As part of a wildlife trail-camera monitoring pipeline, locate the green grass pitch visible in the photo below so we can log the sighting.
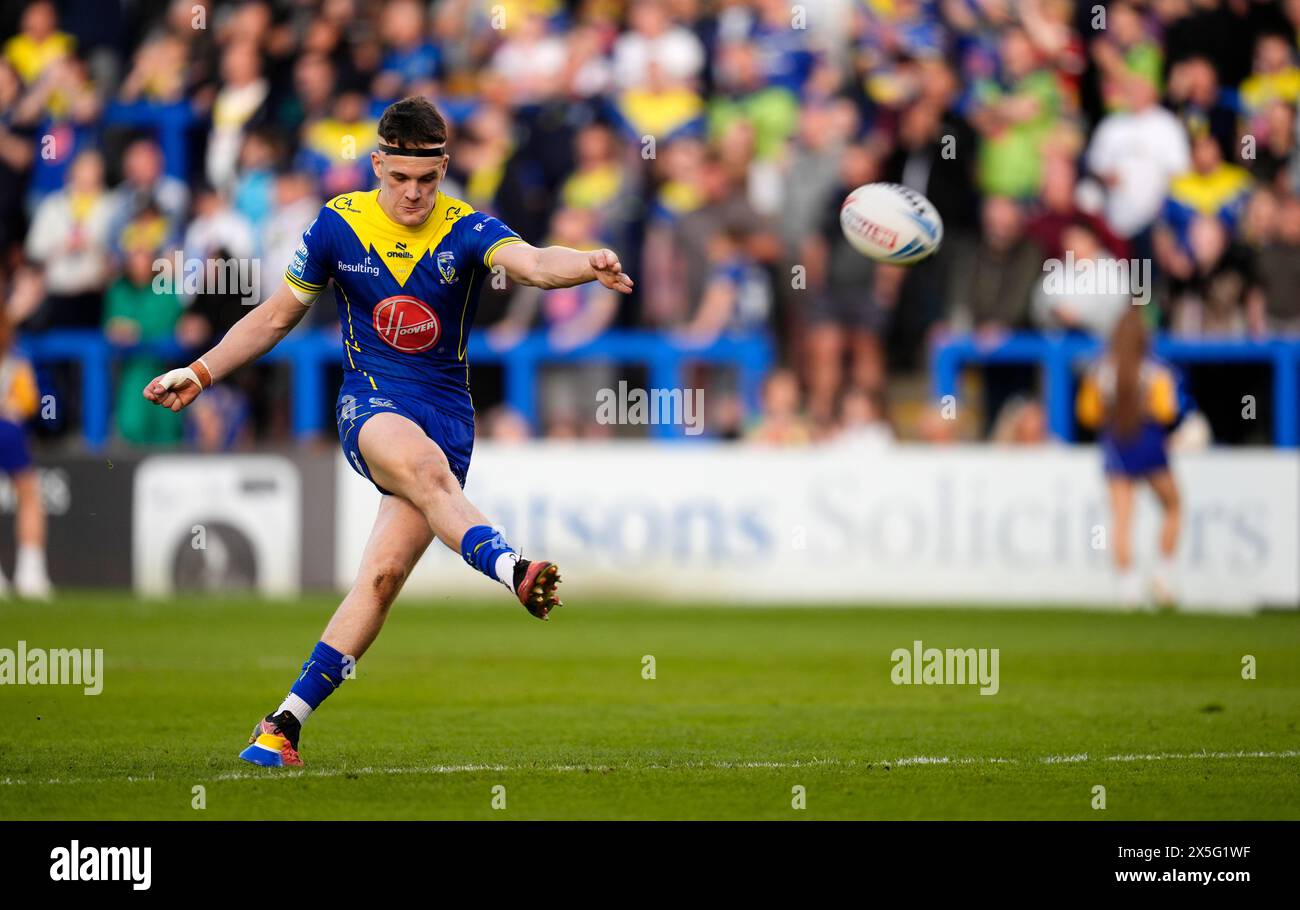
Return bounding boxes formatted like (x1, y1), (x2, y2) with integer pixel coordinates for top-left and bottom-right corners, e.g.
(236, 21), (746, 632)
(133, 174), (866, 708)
(1, 592), (1298, 820)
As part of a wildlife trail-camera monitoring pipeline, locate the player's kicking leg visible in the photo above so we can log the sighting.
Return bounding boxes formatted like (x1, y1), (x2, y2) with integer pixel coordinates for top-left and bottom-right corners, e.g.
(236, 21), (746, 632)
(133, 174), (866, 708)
(240, 494), (434, 766)
(357, 411), (562, 619)
(240, 411), (559, 767)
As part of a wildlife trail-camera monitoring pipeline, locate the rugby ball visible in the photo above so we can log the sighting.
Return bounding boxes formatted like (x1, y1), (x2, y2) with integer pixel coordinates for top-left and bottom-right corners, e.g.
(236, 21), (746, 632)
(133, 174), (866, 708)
(839, 182), (943, 265)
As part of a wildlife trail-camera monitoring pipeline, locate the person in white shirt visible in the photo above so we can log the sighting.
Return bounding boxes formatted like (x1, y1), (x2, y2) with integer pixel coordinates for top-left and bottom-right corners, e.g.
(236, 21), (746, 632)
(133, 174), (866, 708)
(1086, 80), (1190, 240)
(612, 0), (705, 89)
(205, 41), (269, 192)
(24, 150), (112, 327)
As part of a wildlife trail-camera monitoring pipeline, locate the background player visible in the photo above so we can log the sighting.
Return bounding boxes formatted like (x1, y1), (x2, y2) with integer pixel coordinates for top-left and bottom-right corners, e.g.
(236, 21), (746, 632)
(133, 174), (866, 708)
(142, 97), (633, 767)
(1077, 308), (1186, 608)
(0, 309), (52, 601)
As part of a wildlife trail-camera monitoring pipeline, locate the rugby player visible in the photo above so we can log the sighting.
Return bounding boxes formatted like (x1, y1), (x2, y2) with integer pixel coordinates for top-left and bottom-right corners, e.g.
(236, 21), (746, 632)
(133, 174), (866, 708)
(142, 97), (633, 767)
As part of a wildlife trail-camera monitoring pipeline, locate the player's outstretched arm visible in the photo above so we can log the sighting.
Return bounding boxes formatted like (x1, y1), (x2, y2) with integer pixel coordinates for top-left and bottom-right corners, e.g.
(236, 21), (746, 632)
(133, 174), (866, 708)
(493, 242), (634, 295)
(142, 283), (312, 412)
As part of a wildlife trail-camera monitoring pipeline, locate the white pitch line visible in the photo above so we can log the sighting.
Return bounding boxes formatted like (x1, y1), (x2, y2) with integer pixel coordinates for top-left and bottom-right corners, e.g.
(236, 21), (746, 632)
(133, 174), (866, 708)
(2, 750), (1298, 787)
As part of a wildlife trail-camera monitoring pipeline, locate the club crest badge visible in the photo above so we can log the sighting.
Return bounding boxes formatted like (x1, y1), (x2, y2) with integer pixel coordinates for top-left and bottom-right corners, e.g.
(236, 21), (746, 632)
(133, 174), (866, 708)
(437, 251), (457, 285)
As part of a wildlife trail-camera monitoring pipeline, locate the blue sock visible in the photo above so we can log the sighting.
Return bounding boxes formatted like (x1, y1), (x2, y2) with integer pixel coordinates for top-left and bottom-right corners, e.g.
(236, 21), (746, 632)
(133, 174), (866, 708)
(460, 524), (517, 586)
(287, 641), (348, 713)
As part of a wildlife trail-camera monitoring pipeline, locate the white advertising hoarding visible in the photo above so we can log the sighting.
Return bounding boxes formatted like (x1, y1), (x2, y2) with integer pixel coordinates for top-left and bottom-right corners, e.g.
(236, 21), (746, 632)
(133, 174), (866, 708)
(135, 455), (302, 597)
(335, 444), (1299, 611)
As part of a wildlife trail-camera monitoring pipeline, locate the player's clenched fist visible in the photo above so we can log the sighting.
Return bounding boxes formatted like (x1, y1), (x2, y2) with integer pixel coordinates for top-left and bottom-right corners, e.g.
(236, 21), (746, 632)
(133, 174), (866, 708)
(589, 248), (634, 294)
(142, 359), (214, 412)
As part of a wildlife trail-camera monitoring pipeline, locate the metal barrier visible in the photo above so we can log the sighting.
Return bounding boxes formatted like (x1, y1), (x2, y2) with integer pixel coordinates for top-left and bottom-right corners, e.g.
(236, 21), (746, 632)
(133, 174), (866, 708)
(932, 333), (1300, 446)
(19, 329), (774, 448)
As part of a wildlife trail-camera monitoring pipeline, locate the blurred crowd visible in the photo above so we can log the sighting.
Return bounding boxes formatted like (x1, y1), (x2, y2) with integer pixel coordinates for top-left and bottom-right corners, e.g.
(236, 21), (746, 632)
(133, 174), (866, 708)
(1, 0), (1299, 449)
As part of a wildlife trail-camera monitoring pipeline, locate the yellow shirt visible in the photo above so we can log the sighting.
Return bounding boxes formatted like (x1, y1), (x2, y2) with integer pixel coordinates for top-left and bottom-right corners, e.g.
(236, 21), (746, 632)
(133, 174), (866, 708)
(616, 87), (704, 141)
(1077, 359), (1177, 429)
(561, 164), (622, 211)
(3, 31), (74, 83)
(0, 353), (39, 422)
(1239, 68), (1300, 114)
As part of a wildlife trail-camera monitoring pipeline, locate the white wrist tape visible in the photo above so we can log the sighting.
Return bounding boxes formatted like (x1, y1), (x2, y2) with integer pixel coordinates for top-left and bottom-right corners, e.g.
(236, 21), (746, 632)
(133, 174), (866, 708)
(158, 367), (202, 392)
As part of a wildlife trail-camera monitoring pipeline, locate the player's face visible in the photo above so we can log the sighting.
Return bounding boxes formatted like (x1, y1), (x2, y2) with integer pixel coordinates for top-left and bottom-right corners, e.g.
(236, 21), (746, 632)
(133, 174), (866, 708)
(373, 151), (448, 226)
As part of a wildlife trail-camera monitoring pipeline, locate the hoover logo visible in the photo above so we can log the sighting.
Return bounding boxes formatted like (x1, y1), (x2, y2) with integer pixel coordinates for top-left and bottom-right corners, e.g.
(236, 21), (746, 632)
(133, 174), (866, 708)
(373, 295), (441, 352)
(50, 841), (151, 890)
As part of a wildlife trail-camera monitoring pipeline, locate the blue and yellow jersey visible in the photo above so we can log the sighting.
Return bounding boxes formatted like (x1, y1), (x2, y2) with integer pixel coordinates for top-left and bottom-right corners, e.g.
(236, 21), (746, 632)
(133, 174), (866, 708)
(1238, 67), (1300, 116)
(286, 190), (524, 419)
(0, 351), (39, 423)
(1161, 163), (1252, 249)
(1076, 356), (1184, 432)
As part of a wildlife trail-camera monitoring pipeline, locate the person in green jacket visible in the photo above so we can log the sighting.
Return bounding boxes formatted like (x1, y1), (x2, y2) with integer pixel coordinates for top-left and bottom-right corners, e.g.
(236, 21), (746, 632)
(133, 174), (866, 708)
(104, 225), (184, 446)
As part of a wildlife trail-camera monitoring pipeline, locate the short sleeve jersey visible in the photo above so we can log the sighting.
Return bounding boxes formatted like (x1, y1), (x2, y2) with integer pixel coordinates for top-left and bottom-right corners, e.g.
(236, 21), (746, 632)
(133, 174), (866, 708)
(285, 189), (523, 419)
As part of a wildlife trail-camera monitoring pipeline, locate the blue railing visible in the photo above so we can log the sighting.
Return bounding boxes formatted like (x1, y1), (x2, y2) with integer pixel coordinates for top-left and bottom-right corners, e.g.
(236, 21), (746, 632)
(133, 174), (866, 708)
(932, 333), (1300, 446)
(18, 329), (774, 449)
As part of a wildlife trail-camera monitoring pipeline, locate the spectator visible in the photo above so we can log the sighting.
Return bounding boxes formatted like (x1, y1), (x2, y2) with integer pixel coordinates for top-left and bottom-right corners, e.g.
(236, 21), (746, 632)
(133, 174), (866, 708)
(970, 26), (1065, 200)
(205, 40), (270, 191)
(489, 11), (567, 104)
(295, 90), (377, 200)
(108, 137), (189, 253)
(1160, 132), (1253, 250)
(560, 124), (628, 241)
(1086, 77), (1190, 246)
(489, 206), (619, 436)
(945, 195), (1044, 433)
(2, 0), (73, 86)
(990, 394), (1049, 445)
(612, 0), (705, 90)
(747, 368), (809, 446)
(0, 61), (35, 253)
(374, 0), (441, 100)
(1090, 0), (1163, 112)
(103, 236), (183, 445)
(1033, 221), (1133, 338)
(16, 52), (101, 209)
(832, 387), (894, 448)
(183, 184), (255, 264)
(1165, 215), (1252, 338)
(24, 149), (112, 329)
(1238, 32), (1300, 128)
(945, 196), (1042, 338)
(1248, 193), (1300, 335)
(678, 223), (772, 344)
(232, 128), (279, 233)
(1027, 152), (1129, 261)
(1246, 100), (1299, 194)
(0, 306), (52, 600)
(258, 172), (321, 304)
(803, 143), (892, 425)
(1166, 56), (1238, 164)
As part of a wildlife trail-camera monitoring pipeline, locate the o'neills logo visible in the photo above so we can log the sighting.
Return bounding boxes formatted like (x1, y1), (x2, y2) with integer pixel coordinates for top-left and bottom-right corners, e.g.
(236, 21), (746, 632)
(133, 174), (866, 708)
(841, 206), (899, 251)
(373, 295), (441, 353)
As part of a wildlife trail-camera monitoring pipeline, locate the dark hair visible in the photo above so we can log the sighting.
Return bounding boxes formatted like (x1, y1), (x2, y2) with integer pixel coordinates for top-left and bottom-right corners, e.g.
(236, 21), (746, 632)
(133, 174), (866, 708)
(1109, 307), (1148, 442)
(377, 97), (447, 149)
